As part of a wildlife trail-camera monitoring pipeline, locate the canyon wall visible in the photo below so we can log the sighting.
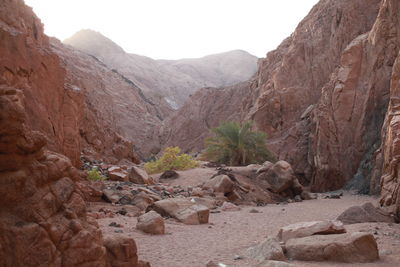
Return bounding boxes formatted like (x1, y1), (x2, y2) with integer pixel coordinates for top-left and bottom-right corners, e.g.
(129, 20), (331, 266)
(163, 0), (382, 184)
(0, 0), (104, 265)
(0, 0), (147, 265)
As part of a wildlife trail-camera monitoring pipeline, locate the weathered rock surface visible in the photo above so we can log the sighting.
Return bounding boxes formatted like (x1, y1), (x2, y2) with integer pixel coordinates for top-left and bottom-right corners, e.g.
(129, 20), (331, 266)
(202, 175), (234, 194)
(285, 232), (379, 263)
(136, 211), (165, 235)
(152, 198), (209, 224)
(129, 166), (155, 185)
(161, 0), (382, 190)
(0, 2), (149, 265)
(247, 237), (286, 262)
(337, 202), (394, 224)
(277, 220), (346, 242)
(104, 235), (143, 267)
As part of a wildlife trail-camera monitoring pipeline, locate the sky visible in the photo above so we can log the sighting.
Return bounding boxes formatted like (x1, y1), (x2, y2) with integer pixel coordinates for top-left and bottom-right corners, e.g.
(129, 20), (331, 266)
(25, 0), (319, 60)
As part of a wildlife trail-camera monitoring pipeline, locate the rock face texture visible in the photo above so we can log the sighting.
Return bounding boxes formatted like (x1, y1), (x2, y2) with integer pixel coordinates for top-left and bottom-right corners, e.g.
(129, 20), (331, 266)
(285, 232), (379, 263)
(162, 0), (400, 213)
(0, 1), (144, 265)
(64, 29), (258, 108)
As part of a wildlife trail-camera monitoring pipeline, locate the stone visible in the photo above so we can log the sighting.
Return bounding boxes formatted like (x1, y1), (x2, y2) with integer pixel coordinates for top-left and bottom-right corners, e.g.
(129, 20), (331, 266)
(129, 166), (154, 185)
(202, 175), (234, 194)
(300, 191), (317, 200)
(230, 165), (262, 178)
(257, 161), (294, 193)
(136, 211), (165, 235)
(247, 237), (286, 262)
(108, 166), (129, 182)
(337, 202), (395, 224)
(104, 235), (139, 266)
(257, 162), (274, 174)
(285, 232), (379, 262)
(176, 204), (210, 225)
(160, 170), (179, 179)
(153, 198), (210, 224)
(221, 202), (241, 212)
(277, 220), (346, 242)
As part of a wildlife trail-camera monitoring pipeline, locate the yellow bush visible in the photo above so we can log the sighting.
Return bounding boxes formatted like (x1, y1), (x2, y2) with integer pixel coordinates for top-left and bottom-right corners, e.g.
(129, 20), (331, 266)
(87, 167), (106, 181)
(144, 146), (199, 174)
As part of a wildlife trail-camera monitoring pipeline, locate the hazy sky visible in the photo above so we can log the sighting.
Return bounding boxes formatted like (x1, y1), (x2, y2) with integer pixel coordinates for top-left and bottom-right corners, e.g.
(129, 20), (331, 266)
(25, 0), (319, 59)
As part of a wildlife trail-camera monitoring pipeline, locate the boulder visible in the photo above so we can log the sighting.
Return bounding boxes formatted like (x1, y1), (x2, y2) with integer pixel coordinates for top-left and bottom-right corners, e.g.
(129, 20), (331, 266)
(176, 204), (210, 225)
(129, 166), (154, 185)
(190, 197), (217, 209)
(221, 202), (241, 212)
(256, 161), (294, 193)
(160, 170), (179, 179)
(136, 211), (165, 235)
(337, 202), (394, 224)
(132, 192), (154, 211)
(202, 175), (234, 194)
(256, 162), (274, 174)
(76, 181), (104, 202)
(153, 198), (209, 224)
(277, 220), (346, 242)
(285, 232), (379, 262)
(247, 237), (286, 262)
(108, 166), (129, 182)
(104, 235), (139, 266)
(230, 165), (262, 178)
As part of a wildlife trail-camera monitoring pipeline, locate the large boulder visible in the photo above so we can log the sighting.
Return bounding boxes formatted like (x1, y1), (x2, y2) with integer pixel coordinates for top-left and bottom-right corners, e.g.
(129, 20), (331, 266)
(337, 202), (394, 224)
(104, 235), (141, 267)
(256, 161), (295, 193)
(152, 198), (209, 224)
(202, 175), (234, 194)
(136, 211), (165, 235)
(108, 166), (129, 182)
(230, 164), (262, 178)
(285, 232), (379, 262)
(129, 166), (154, 185)
(247, 237), (286, 262)
(277, 220), (346, 242)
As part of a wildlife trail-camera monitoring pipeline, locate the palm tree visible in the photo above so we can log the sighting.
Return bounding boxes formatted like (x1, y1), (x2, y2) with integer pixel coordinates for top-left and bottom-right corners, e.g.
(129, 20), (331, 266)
(201, 121), (274, 166)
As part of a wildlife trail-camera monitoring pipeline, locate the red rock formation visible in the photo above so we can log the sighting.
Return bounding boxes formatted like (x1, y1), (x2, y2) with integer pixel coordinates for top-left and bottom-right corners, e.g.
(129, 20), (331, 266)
(0, 0), (145, 265)
(163, 0), (381, 187)
(376, 0), (400, 218)
(311, 0), (399, 192)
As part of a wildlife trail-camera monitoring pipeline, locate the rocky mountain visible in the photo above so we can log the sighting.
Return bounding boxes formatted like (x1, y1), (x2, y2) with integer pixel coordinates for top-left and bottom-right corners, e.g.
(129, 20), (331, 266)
(64, 29), (258, 108)
(161, 0), (400, 216)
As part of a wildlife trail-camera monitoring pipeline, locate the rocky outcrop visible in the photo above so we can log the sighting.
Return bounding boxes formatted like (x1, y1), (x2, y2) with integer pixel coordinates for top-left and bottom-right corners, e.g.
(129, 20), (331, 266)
(311, 0), (399, 192)
(162, 0), (382, 188)
(0, 1), (146, 265)
(376, 0), (400, 219)
(64, 29), (258, 108)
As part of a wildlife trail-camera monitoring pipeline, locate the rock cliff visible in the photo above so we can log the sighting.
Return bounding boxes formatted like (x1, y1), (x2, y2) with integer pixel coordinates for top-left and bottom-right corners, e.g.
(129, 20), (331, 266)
(0, 1), (147, 265)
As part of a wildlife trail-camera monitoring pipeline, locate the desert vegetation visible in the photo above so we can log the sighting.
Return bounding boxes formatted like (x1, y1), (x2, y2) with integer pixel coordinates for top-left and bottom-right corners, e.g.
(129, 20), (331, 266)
(144, 146), (199, 174)
(201, 121), (274, 166)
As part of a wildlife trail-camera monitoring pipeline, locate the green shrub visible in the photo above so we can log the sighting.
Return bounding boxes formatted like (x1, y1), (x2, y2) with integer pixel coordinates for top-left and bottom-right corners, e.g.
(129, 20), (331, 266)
(201, 121), (274, 166)
(144, 146), (199, 174)
(87, 167), (106, 181)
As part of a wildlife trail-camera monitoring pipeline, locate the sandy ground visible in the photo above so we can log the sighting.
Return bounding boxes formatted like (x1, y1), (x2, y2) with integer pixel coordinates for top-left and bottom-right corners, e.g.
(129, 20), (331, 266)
(96, 193), (400, 267)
